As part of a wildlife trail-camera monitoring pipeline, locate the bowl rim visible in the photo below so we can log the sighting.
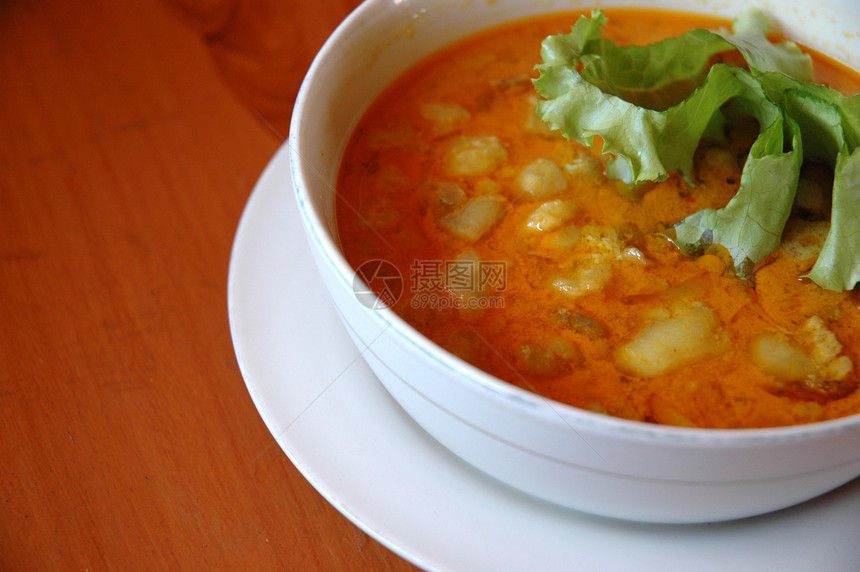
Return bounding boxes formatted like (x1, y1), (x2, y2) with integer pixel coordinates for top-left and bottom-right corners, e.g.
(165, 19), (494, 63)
(289, 0), (860, 446)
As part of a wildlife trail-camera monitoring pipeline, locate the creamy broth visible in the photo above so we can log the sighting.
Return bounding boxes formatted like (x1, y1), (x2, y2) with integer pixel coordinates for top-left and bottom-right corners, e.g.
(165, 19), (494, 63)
(335, 10), (860, 428)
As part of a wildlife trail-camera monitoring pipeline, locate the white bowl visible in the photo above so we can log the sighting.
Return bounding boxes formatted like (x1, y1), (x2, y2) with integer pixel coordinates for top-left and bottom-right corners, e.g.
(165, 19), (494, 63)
(289, 0), (860, 523)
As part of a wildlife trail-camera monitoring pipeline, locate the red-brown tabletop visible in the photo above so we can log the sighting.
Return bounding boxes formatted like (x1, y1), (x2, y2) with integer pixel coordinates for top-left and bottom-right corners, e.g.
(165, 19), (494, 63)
(0, 0), (418, 568)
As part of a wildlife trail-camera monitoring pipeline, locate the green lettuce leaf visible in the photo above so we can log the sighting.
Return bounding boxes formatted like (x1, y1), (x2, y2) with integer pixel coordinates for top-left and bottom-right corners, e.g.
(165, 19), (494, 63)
(720, 8), (813, 79)
(673, 112), (802, 277)
(758, 75), (860, 289)
(805, 144), (860, 290)
(533, 9), (860, 290)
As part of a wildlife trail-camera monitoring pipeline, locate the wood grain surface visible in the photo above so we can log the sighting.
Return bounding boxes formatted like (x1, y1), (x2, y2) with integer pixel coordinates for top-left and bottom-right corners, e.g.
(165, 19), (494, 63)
(0, 0), (418, 568)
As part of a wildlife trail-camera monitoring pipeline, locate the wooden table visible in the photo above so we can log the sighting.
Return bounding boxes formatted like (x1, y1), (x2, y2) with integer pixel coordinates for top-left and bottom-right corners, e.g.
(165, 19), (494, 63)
(1, 0), (417, 568)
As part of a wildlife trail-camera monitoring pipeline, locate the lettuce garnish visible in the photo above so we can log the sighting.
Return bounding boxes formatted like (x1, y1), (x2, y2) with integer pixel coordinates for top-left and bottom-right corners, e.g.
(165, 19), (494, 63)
(533, 9), (860, 291)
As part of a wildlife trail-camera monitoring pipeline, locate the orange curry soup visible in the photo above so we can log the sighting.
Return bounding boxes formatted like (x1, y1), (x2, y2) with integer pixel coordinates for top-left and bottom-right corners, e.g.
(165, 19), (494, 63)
(335, 10), (860, 429)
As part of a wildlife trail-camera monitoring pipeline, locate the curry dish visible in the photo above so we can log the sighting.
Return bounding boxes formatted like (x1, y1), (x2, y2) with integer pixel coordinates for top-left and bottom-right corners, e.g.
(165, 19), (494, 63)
(335, 10), (860, 428)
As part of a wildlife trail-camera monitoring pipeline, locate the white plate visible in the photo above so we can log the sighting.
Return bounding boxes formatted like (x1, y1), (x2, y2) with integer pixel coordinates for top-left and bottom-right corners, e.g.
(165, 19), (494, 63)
(228, 143), (860, 572)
